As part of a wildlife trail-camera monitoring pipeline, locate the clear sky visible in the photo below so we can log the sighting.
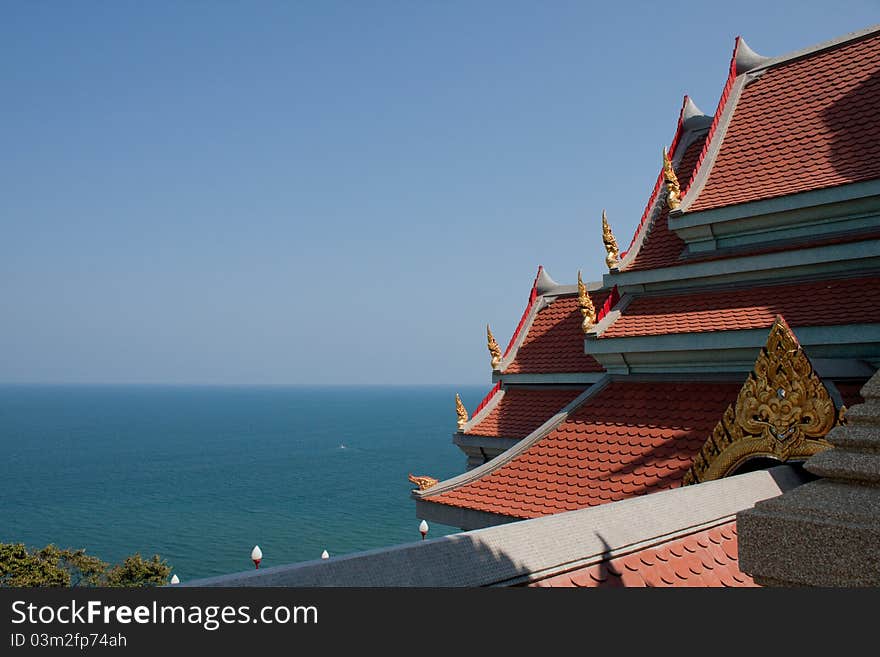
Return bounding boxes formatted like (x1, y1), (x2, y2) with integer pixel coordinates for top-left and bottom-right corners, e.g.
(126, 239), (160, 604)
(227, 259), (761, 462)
(2, 2), (877, 385)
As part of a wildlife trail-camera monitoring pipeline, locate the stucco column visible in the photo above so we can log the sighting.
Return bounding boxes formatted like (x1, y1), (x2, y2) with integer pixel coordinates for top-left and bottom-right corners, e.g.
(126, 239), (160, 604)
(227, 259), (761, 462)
(737, 369), (880, 586)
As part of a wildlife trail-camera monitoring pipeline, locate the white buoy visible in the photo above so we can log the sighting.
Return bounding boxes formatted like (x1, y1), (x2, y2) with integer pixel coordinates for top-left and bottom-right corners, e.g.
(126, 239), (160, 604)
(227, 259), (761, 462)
(321, 550), (329, 560)
(251, 545), (263, 569)
(170, 574), (180, 585)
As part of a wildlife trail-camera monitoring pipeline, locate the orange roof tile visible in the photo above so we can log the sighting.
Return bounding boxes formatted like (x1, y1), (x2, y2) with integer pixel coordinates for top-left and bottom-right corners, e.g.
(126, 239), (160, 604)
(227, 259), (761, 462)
(623, 136), (708, 271)
(531, 521), (756, 587)
(504, 293), (609, 374)
(601, 275), (880, 339)
(465, 388), (585, 439)
(688, 30), (880, 212)
(424, 381), (740, 518)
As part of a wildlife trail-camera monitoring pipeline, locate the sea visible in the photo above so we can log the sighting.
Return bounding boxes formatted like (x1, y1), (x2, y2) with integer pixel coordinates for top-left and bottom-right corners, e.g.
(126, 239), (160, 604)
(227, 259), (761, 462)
(0, 384), (487, 582)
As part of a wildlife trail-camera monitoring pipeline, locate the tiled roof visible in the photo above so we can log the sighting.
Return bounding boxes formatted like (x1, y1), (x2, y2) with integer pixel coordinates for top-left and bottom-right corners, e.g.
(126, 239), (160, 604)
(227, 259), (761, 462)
(504, 293), (609, 374)
(424, 381), (741, 518)
(531, 521), (755, 587)
(688, 30), (880, 212)
(601, 275), (880, 339)
(623, 136), (708, 271)
(465, 388), (585, 439)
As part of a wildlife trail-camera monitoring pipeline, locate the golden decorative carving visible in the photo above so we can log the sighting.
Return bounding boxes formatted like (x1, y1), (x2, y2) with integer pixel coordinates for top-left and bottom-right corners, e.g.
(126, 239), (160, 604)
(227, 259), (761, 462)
(408, 473), (439, 491)
(486, 324), (502, 370)
(662, 147), (681, 210)
(577, 271), (596, 332)
(683, 317), (838, 485)
(601, 209), (619, 270)
(455, 393), (469, 430)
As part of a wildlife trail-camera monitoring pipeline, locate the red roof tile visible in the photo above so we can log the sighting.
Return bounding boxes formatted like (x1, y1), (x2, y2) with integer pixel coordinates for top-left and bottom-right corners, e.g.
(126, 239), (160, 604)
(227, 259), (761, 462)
(623, 136), (708, 271)
(504, 293), (609, 374)
(601, 275), (880, 339)
(465, 388), (585, 439)
(531, 521), (755, 587)
(424, 381), (740, 518)
(688, 30), (880, 212)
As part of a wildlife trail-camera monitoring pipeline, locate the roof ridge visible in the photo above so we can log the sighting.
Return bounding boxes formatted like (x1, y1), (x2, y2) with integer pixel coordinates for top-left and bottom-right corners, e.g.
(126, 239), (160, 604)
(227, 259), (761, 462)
(739, 23), (880, 75)
(501, 266), (542, 359)
(618, 94), (712, 267)
(679, 39), (740, 203)
(620, 96), (689, 258)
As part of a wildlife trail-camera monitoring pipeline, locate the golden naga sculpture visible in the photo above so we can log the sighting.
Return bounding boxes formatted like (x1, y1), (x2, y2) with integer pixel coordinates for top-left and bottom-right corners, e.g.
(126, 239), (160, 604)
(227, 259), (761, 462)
(486, 324), (502, 370)
(408, 473), (439, 491)
(662, 147), (681, 210)
(455, 393), (469, 430)
(601, 209), (619, 270)
(683, 317), (839, 486)
(577, 271), (596, 332)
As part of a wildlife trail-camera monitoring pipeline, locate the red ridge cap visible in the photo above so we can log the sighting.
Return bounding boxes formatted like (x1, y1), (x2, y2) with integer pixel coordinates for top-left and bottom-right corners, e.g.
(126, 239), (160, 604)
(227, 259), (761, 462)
(596, 286), (620, 323)
(502, 266), (543, 359)
(473, 382), (502, 417)
(623, 96), (689, 255)
(680, 37), (741, 202)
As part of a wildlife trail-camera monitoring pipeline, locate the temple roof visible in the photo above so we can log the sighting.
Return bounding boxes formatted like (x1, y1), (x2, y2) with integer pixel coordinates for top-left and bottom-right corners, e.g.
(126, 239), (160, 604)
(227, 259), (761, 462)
(684, 27), (880, 213)
(600, 275), (880, 339)
(621, 127), (709, 271)
(424, 380), (741, 519)
(463, 387), (585, 440)
(503, 292), (608, 374)
(531, 519), (754, 587)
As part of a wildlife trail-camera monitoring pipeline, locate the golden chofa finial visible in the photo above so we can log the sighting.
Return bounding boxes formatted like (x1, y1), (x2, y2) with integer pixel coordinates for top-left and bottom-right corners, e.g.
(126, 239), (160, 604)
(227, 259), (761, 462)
(601, 209), (619, 270)
(455, 393), (469, 430)
(577, 271), (596, 333)
(663, 147), (681, 210)
(408, 473), (438, 491)
(486, 324), (502, 371)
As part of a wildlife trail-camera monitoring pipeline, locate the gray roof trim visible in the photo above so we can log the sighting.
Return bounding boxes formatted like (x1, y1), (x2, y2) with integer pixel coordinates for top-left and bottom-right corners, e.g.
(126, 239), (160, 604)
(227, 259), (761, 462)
(497, 297), (546, 373)
(670, 179), (880, 231)
(181, 466), (807, 587)
(588, 292), (635, 338)
(738, 24), (880, 75)
(681, 96), (713, 131)
(414, 376), (612, 499)
(457, 388), (505, 435)
(491, 372), (604, 385)
(534, 267), (562, 296)
(735, 36), (771, 74)
(603, 237), (880, 289)
(586, 323), (880, 356)
(678, 74), (749, 213)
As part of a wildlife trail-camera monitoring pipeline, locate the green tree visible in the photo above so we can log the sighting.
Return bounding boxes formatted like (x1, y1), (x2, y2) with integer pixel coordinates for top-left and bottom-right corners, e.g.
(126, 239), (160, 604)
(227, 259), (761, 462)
(0, 542), (171, 588)
(103, 553), (171, 588)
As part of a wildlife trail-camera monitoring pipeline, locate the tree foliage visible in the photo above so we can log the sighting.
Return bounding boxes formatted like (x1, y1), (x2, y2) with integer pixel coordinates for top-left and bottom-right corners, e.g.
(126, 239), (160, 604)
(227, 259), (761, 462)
(0, 542), (171, 588)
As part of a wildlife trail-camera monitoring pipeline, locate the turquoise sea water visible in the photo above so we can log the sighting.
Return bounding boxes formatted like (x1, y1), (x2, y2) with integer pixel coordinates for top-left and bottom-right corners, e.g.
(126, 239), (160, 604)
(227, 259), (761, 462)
(0, 385), (486, 581)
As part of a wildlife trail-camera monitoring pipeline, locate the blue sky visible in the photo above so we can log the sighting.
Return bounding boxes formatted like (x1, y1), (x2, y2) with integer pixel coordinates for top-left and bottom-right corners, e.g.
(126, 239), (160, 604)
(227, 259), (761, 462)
(2, 2), (877, 384)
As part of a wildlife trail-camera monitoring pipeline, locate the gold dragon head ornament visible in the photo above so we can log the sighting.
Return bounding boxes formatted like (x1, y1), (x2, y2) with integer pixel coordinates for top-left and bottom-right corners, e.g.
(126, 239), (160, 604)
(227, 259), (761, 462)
(486, 324), (502, 371)
(601, 210), (619, 270)
(577, 271), (596, 332)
